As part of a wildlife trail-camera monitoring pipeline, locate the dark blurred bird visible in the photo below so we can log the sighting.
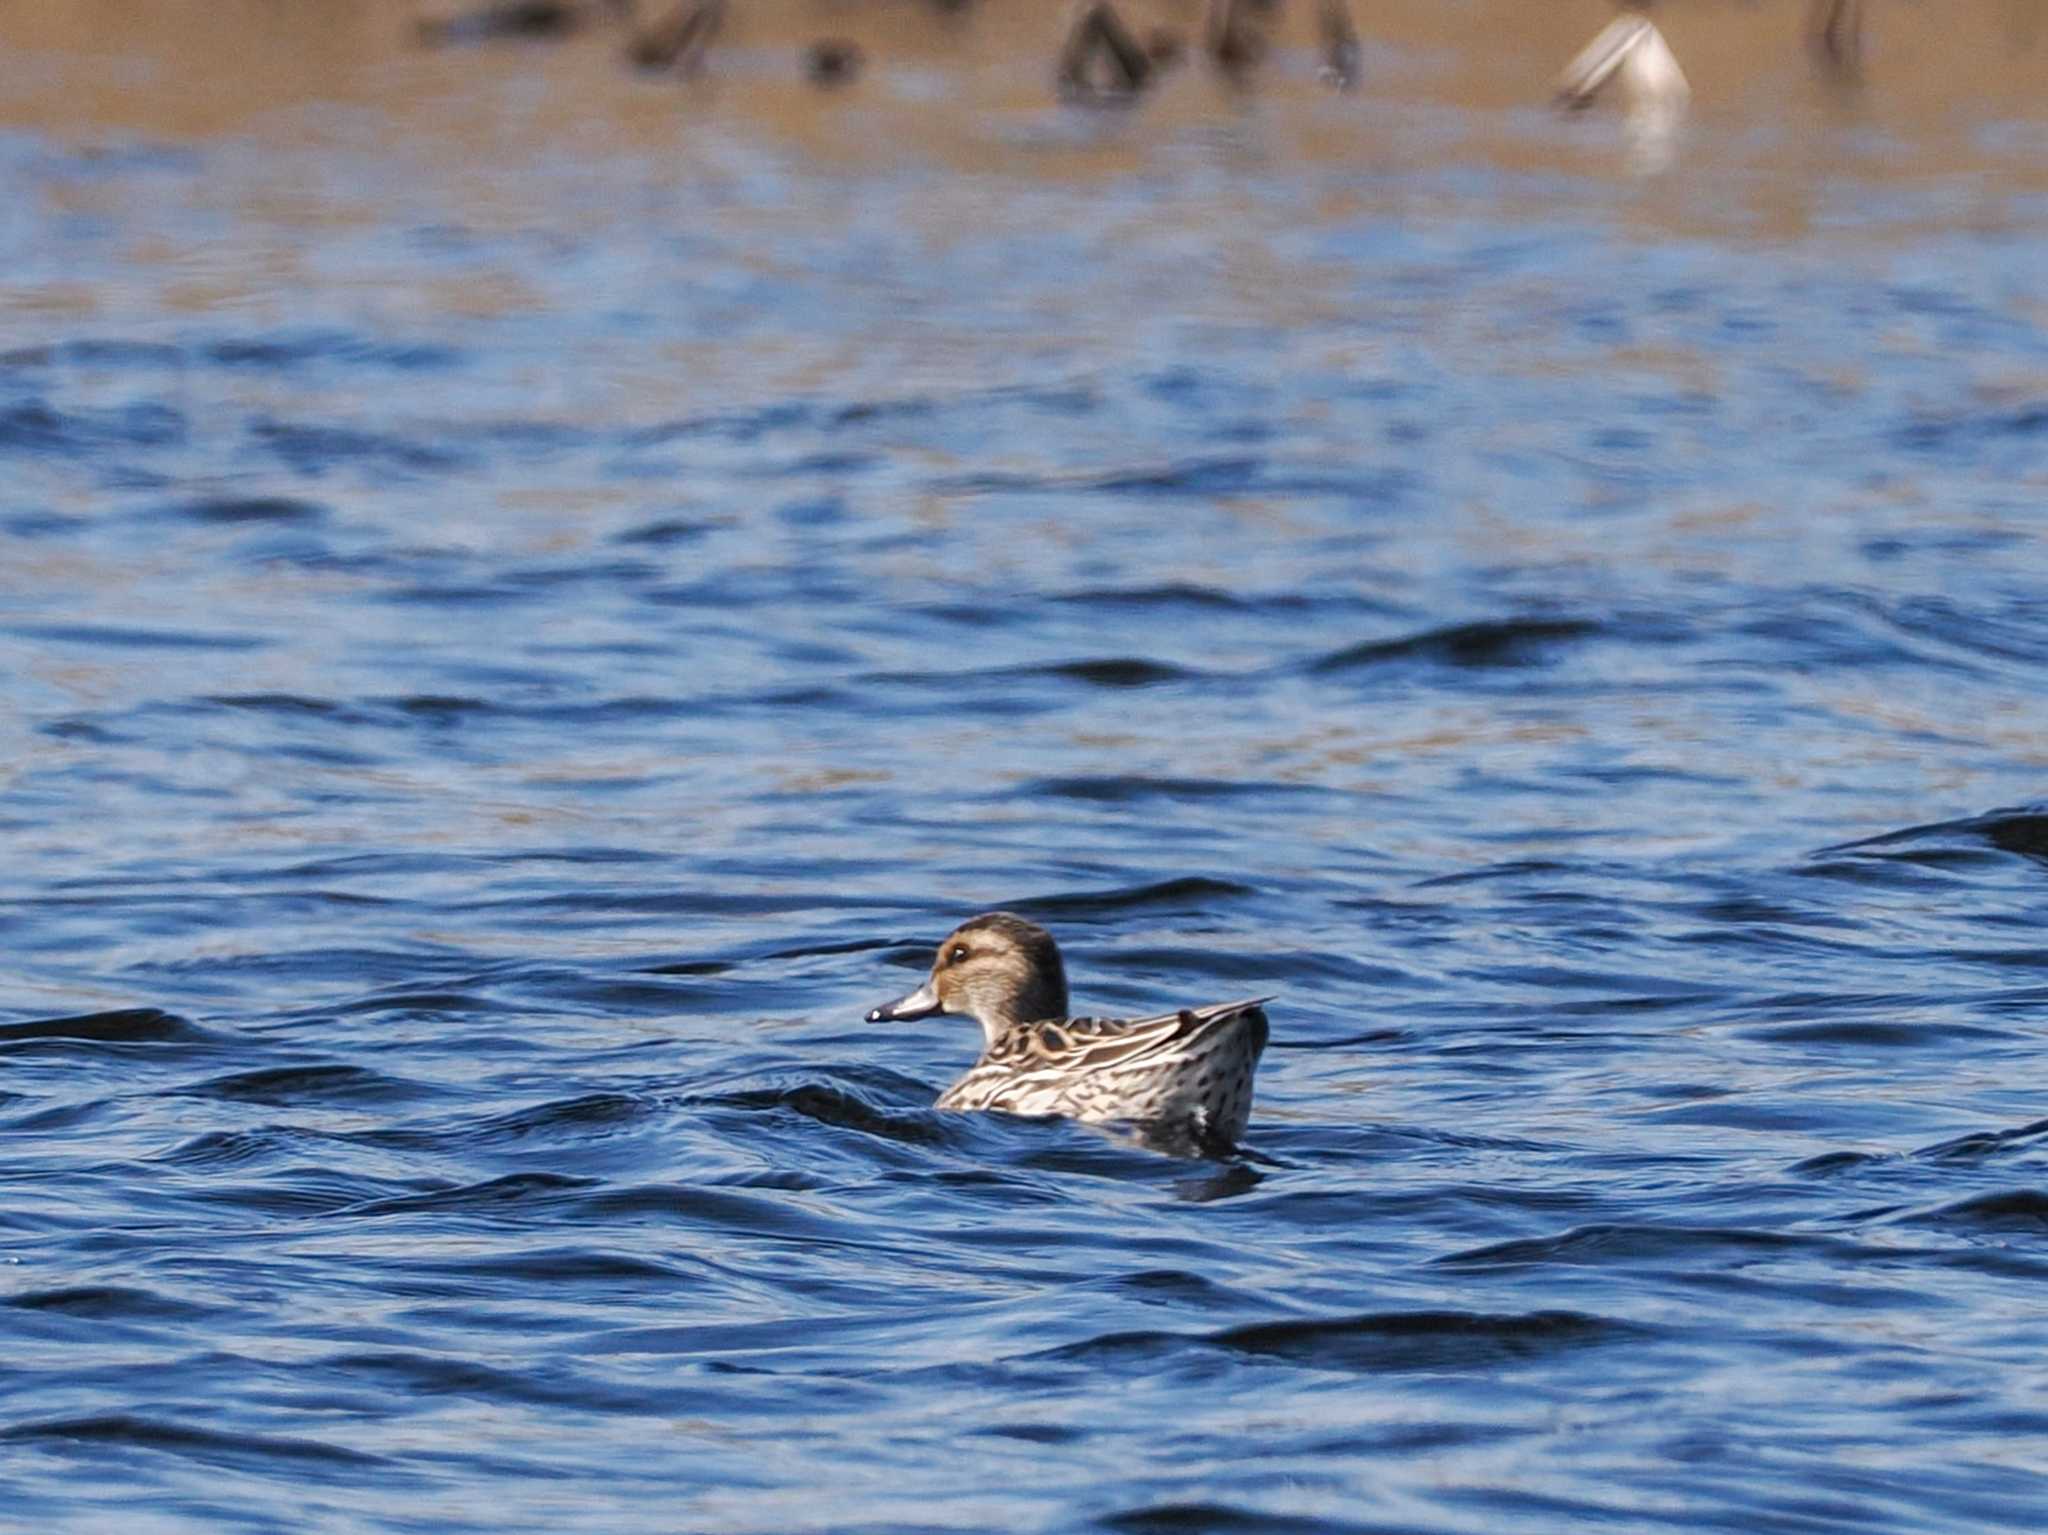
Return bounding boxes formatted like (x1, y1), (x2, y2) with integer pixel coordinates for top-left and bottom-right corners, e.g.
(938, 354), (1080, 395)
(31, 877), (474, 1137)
(627, 0), (723, 72)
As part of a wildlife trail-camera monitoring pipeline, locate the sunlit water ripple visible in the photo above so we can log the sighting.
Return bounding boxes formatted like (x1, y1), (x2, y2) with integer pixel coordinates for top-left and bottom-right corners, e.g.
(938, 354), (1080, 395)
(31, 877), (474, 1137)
(4, 19), (2048, 1533)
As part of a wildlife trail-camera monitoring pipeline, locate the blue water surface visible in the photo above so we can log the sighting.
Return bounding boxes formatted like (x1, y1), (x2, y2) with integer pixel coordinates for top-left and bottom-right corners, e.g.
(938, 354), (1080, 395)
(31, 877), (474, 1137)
(4, 28), (2048, 1535)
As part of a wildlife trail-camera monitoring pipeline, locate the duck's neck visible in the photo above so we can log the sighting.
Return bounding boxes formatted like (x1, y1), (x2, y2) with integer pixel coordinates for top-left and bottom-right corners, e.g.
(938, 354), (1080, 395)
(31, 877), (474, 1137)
(976, 971), (1070, 1045)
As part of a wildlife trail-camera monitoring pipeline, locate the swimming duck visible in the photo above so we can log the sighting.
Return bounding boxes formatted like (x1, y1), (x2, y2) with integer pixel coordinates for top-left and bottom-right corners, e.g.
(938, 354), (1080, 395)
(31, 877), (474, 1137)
(866, 912), (1270, 1148)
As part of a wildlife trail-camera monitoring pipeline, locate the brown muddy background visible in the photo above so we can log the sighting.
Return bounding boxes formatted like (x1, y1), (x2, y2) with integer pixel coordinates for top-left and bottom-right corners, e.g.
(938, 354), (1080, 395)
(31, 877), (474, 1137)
(5, 1), (2046, 225)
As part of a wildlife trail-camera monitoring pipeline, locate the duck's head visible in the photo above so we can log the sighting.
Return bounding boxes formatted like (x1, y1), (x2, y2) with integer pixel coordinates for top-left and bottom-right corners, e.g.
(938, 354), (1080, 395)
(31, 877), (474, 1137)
(866, 912), (1070, 1043)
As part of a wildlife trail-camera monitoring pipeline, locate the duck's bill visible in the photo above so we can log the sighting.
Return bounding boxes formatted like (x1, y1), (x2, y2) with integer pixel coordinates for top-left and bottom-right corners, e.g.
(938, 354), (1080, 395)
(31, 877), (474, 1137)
(866, 979), (942, 1023)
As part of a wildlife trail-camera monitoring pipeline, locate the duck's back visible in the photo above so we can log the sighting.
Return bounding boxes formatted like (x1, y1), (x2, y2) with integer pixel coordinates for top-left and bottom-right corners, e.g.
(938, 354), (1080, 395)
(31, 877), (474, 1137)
(937, 998), (1270, 1145)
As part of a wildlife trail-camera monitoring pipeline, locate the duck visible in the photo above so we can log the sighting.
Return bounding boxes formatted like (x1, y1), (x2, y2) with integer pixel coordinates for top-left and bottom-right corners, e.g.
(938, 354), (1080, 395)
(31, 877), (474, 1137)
(866, 912), (1270, 1149)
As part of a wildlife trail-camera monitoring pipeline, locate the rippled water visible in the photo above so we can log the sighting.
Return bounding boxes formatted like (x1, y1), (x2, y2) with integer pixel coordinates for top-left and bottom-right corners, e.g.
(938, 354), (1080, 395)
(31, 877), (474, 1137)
(6, 4), (2048, 1530)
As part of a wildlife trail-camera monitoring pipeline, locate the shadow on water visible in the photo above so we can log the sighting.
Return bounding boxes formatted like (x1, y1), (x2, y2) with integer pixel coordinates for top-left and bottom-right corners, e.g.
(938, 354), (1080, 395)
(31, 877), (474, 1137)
(1819, 804), (2048, 870)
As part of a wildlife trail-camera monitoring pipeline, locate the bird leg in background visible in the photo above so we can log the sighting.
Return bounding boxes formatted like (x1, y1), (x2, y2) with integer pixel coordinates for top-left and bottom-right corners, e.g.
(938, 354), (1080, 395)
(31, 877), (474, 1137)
(1057, 1), (1154, 102)
(1206, 0), (1273, 78)
(1806, 0), (1865, 80)
(1318, 0), (1361, 90)
(628, 0), (724, 72)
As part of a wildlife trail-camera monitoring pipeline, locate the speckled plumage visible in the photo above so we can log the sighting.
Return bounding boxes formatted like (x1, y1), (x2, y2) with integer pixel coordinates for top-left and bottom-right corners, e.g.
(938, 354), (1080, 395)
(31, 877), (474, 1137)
(866, 912), (1270, 1148)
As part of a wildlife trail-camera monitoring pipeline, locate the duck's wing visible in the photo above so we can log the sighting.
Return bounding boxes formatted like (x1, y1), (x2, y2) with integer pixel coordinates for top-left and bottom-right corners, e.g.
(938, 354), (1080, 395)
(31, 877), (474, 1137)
(990, 997), (1274, 1074)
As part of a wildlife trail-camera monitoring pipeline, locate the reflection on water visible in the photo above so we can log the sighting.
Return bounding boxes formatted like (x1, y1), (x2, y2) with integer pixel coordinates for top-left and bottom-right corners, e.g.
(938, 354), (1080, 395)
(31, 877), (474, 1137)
(3, 2), (2048, 1532)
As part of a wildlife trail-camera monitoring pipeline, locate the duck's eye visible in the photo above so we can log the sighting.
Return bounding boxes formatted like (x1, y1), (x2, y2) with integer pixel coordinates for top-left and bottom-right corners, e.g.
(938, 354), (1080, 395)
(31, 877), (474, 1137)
(947, 945), (970, 965)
